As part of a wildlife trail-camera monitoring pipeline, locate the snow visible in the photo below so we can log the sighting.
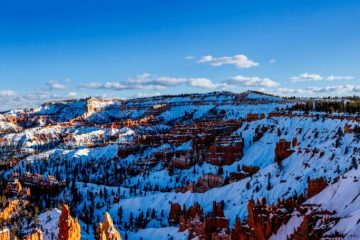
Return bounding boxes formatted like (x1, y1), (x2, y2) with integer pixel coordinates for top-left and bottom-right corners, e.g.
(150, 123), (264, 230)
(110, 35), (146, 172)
(269, 213), (304, 240)
(1, 91), (359, 239)
(127, 227), (188, 240)
(245, 91), (283, 101)
(38, 209), (61, 240)
(305, 168), (360, 238)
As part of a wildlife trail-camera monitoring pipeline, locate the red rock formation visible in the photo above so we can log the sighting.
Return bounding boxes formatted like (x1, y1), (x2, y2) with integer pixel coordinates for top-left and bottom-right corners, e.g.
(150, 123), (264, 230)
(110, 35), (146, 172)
(289, 207), (339, 240)
(5, 179), (22, 195)
(58, 204), (81, 240)
(212, 202), (225, 218)
(228, 172), (248, 183)
(292, 137), (299, 147)
(268, 112), (285, 118)
(0, 200), (19, 222)
(231, 196), (306, 240)
(0, 229), (10, 240)
(96, 212), (122, 240)
(168, 203), (182, 225)
(187, 202), (203, 219)
(253, 126), (268, 142)
(242, 165), (260, 176)
(344, 123), (353, 134)
(307, 178), (328, 199)
(23, 229), (43, 240)
(177, 173), (225, 193)
(246, 113), (259, 121)
(177, 201), (229, 240)
(274, 139), (294, 163)
(208, 135), (244, 166)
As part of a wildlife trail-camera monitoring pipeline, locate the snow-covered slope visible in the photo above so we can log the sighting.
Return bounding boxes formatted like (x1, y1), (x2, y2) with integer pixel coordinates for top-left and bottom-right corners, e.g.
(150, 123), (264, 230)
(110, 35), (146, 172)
(0, 91), (359, 239)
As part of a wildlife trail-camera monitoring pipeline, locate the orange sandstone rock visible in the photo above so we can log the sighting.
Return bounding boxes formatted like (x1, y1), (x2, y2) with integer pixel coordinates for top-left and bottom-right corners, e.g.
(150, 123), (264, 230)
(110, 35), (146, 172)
(0, 228), (10, 240)
(96, 212), (122, 240)
(0, 200), (19, 222)
(307, 178), (328, 199)
(275, 139), (294, 163)
(23, 229), (43, 240)
(58, 204), (81, 240)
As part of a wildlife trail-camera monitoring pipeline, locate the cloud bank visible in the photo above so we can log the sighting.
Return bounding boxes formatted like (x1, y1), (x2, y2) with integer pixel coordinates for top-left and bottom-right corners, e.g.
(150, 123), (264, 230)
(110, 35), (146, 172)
(290, 73), (354, 82)
(197, 54), (259, 68)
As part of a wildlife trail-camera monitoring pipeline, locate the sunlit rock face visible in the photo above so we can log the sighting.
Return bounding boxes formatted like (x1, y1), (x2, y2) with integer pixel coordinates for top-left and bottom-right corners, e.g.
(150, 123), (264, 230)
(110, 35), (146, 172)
(23, 229), (43, 240)
(0, 229), (10, 240)
(96, 212), (122, 240)
(58, 204), (81, 240)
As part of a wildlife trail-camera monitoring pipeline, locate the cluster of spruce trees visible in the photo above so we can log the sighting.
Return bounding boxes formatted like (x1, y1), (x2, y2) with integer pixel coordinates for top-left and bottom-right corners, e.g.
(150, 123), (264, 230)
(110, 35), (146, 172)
(290, 98), (360, 114)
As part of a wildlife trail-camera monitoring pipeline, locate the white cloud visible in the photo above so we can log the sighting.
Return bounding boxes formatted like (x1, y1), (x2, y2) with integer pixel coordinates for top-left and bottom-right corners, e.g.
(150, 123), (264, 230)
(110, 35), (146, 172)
(78, 73), (282, 92)
(222, 75), (280, 88)
(326, 75), (354, 81)
(273, 84), (360, 96)
(185, 56), (195, 60)
(131, 92), (161, 98)
(45, 80), (69, 91)
(275, 87), (306, 95)
(198, 54), (259, 68)
(290, 73), (323, 82)
(306, 84), (360, 93)
(0, 90), (90, 111)
(290, 73), (354, 82)
(0, 90), (16, 97)
(78, 73), (218, 91)
(188, 78), (218, 89)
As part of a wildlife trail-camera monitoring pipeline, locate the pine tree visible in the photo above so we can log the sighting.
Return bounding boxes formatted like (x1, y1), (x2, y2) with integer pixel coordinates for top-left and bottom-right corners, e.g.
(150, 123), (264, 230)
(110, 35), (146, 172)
(118, 206), (123, 224)
(151, 208), (156, 219)
(337, 127), (344, 137)
(351, 157), (358, 170)
(266, 173), (272, 191)
(129, 212), (134, 226)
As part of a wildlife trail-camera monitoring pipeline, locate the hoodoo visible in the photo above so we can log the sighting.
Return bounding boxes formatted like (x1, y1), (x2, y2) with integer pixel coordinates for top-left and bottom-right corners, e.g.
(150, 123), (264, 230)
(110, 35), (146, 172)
(96, 212), (122, 240)
(58, 204), (81, 240)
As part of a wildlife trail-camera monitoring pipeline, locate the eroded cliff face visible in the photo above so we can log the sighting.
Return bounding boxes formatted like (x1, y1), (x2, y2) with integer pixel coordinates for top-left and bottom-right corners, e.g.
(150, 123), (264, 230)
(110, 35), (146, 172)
(0, 229), (10, 240)
(23, 229), (43, 240)
(58, 204), (81, 240)
(96, 212), (122, 240)
(0, 200), (19, 222)
(274, 139), (294, 163)
(307, 178), (328, 199)
(1, 92), (360, 239)
(231, 196), (306, 240)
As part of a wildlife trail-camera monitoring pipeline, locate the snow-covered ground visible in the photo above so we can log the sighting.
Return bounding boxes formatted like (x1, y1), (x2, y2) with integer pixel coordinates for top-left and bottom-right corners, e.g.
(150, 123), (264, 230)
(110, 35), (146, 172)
(1, 91), (359, 239)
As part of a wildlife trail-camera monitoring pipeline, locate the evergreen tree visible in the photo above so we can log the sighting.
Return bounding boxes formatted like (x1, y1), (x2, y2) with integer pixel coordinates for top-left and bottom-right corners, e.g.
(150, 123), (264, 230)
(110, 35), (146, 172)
(118, 206), (123, 224)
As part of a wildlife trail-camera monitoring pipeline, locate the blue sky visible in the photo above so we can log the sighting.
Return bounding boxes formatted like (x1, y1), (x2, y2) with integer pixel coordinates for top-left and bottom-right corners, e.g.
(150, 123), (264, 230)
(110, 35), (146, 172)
(0, 0), (360, 110)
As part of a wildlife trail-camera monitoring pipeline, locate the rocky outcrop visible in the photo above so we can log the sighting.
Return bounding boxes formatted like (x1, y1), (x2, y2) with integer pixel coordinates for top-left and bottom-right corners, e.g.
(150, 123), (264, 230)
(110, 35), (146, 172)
(176, 201), (228, 239)
(242, 165), (260, 176)
(231, 196), (306, 240)
(0, 229), (10, 240)
(96, 212), (121, 240)
(168, 203), (182, 225)
(0, 200), (19, 222)
(58, 204), (81, 240)
(307, 178), (328, 199)
(292, 137), (299, 147)
(289, 207), (340, 240)
(23, 229), (43, 240)
(274, 139), (294, 163)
